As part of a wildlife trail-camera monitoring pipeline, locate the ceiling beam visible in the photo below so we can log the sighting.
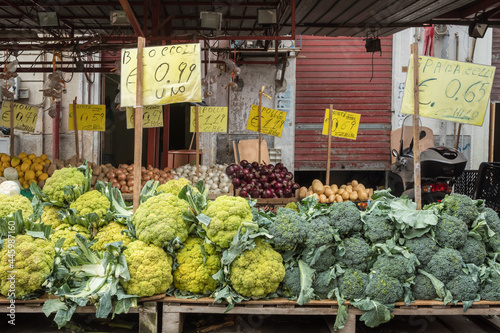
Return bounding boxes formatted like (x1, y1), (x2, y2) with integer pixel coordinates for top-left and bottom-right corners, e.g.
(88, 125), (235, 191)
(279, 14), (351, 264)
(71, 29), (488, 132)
(435, 0), (500, 19)
(0, 1), (280, 7)
(119, 0), (145, 37)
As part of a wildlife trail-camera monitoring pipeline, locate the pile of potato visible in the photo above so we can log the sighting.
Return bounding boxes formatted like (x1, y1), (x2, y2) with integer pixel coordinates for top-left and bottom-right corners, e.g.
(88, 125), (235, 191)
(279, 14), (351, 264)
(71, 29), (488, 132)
(299, 179), (374, 203)
(106, 164), (173, 193)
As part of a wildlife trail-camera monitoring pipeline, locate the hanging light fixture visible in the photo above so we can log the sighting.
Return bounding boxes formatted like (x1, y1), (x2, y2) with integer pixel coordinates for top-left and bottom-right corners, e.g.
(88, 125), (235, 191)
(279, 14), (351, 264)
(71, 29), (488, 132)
(38, 11), (59, 27)
(469, 13), (488, 38)
(200, 12), (222, 30)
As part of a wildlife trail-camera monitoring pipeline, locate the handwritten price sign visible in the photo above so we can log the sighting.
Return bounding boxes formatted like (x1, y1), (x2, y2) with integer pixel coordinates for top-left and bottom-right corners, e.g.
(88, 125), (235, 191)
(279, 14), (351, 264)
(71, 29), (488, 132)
(246, 105), (286, 137)
(322, 109), (361, 140)
(69, 104), (105, 131)
(402, 55), (495, 126)
(0, 101), (39, 132)
(190, 106), (227, 133)
(126, 105), (163, 129)
(120, 43), (202, 107)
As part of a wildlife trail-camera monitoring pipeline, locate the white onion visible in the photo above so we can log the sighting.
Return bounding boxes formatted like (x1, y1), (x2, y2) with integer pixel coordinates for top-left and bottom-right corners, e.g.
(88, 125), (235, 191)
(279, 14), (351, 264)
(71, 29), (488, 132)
(173, 175), (179, 180)
(221, 186), (229, 193)
(210, 183), (218, 190)
(206, 179), (213, 185)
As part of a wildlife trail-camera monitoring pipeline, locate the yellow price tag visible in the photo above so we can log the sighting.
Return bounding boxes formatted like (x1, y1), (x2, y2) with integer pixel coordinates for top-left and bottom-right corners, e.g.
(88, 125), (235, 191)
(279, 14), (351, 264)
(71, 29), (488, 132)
(322, 109), (361, 140)
(245, 105), (286, 138)
(126, 105), (164, 129)
(120, 43), (202, 107)
(69, 104), (105, 131)
(190, 106), (227, 133)
(402, 55), (495, 126)
(0, 101), (39, 132)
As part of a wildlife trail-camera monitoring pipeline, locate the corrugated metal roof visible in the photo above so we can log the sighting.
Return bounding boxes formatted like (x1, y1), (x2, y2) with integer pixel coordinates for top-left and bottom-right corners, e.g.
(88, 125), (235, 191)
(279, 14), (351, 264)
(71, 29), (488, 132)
(492, 28), (500, 102)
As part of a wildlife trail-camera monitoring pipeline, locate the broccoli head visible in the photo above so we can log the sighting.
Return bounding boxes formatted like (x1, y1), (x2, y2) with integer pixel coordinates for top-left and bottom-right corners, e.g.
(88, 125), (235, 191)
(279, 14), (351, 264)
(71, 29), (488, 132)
(446, 274), (479, 302)
(42, 167), (86, 204)
(482, 207), (500, 234)
(371, 254), (412, 283)
(309, 247), (336, 272)
(435, 214), (468, 249)
(281, 263), (301, 298)
(305, 215), (336, 248)
(488, 233), (500, 253)
(426, 248), (464, 284)
(0, 235), (55, 297)
(405, 236), (438, 266)
(91, 221), (132, 252)
(365, 273), (403, 304)
(173, 237), (221, 295)
(268, 209), (307, 251)
(69, 190), (110, 218)
(459, 237), (487, 266)
(156, 178), (194, 197)
(362, 213), (395, 244)
(132, 193), (190, 247)
(121, 240), (173, 297)
(230, 239), (285, 298)
(0, 194), (33, 218)
(336, 235), (371, 271)
(51, 224), (91, 250)
(313, 270), (336, 299)
(40, 205), (64, 229)
(480, 277), (500, 301)
(339, 268), (369, 300)
(202, 196), (254, 248)
(412, 273), (438, 300)
(329, 201), (363, 235)
(441, 194), (479, 226)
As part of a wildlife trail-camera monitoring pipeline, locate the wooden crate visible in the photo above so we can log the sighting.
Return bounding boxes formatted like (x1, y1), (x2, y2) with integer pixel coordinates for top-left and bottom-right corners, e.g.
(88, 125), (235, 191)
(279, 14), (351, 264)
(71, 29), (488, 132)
(0, 295), (158, 333)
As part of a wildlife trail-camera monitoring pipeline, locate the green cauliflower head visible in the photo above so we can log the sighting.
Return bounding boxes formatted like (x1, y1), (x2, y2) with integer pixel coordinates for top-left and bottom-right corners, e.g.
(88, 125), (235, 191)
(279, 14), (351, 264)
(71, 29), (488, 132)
(0, 235), (55, 297)
(121, 240), (173, 297)
(156, 178), (194, 197)
(51, 224), (91, 250)
(40, 205), (64, 229)
(202, 196), (253, 248)
(230, 238), (285, 298)
(42, 167), (86, 204)
(69, 190), (110, 218)
(91, 221), (132, 252)
(173, 237), (221, 294)
(132, 193), (190, 247)
(0, 194), (33, 218)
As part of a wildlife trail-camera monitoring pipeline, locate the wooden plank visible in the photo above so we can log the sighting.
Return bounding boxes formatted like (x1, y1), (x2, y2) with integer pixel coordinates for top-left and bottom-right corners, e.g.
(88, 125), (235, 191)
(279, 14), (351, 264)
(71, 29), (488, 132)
(436, 315), (489, 333)
(162, 312), (184, 333)
(133, 36), (146, 212)
(338, 313), (356, 333)
(139, 302), (158, 333)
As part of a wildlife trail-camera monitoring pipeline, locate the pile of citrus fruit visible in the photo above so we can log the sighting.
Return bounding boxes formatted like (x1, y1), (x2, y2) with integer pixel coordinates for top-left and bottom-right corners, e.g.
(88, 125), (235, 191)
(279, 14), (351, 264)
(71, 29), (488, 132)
(0, 152), (50, 188)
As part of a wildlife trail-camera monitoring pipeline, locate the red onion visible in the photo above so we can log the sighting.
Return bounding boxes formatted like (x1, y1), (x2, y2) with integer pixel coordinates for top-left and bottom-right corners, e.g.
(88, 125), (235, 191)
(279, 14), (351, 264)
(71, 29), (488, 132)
(282, 179), (289, 188)
(284, 189), (293, 198)
(274, 182), (283, 190)
(232, 178), (241, 187)
(252, 161), (259, 169)
(239, 189), (248, 197)
(275, 162), (284, 169)
(285, 172), (294, 180)
(251, 189), (261, 198)
(240, 160), (249, 167)
(263, 189), (273, 198)
(292, 183), (300, 190)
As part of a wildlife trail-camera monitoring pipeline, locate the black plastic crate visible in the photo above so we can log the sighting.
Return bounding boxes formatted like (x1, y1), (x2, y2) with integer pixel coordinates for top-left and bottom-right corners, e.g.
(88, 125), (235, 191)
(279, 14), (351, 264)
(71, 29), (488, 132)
(453, 170), (478, 199)
(473, 162), (500, 213)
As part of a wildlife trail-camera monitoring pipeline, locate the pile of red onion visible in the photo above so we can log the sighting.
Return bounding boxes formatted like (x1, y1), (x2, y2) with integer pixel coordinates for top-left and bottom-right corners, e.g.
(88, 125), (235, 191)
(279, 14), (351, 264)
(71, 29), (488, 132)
(226, 160), (300, 199)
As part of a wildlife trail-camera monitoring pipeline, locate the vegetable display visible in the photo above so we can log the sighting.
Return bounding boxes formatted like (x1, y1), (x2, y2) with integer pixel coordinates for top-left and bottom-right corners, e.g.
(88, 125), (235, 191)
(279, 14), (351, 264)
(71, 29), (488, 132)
(299, 179), (374, 203)
(226, 160), (300, 198)
(173, 164), (231, 194)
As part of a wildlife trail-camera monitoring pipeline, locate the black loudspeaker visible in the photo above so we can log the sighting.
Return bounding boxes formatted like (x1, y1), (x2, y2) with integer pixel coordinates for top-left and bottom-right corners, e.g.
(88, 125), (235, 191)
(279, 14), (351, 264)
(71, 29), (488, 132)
(365, 37), (381, 53)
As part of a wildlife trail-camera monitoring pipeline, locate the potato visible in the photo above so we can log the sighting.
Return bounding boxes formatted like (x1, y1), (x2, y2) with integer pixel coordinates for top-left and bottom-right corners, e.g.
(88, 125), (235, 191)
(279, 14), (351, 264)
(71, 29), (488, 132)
(337, 188), (345, 196)
(335, 194), (343, 202)
(319, 194), (327, 203)
(349, 191), (359, 201)
(91, 175), (97, 186)
(299, 186), (308, 198)
(306, 190), (314, 197)
(340, 184), (346, 189)
(97, 173), (106, 181)
(37, 179), (45, 188)
(312, 180), (325, 194)
(351, 180), (359, 187)
(356, 183), (366, 191)
(313, 193), (320, 200)
(328, 194), (335, 203)
(308, 186), (313, 192)
(43, 163), (50, 174)
(101, 165), (109, 175)
(341, 191), (350, 200)
(55, 160), (64, 169)
(358, 190), (368, 201)
(324, 188), (334, 197)
(47, 163), (57, 176)
(93, 165), (101, 176)
(345, 185), (353, 193)
(331, 184), (338, 193)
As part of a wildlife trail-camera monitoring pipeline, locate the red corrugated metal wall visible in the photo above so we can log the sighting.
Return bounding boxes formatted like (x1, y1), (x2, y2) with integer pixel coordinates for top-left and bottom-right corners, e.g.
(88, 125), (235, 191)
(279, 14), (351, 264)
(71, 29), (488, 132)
(295, 35), (393, 171)
(492, 28), (500, 103)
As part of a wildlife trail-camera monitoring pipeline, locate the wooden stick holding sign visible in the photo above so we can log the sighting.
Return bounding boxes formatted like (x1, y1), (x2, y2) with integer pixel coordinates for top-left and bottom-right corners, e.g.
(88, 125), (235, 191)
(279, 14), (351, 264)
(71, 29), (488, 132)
(9, 99), (14, 157)
(133, 36), (145, 212)
(257, 86), (272, 165)
(72, 97), (79, 161)
(195, 104), (200, 177)
(411, 43), (422, 210)
(326, 104), (333, 186)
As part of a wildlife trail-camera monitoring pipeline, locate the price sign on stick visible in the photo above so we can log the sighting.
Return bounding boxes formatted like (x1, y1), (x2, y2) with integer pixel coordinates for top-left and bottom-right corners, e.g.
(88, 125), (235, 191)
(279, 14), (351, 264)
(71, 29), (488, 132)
(126, 105), (163, 129)
(402, 55), (495, 126)
(120, 43), (202, 107)
(69, 104), (105, 131)
(0, 101), (39, 132)
(189, 106), (227, 133)
(322, 109), (361, 140)
(246, 105), (286, 137)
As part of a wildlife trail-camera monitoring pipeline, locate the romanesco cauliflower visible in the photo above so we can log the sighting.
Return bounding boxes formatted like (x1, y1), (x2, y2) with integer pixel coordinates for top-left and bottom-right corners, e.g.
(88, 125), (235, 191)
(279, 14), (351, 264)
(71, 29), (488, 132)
(42, 167), (85, 204)
(132, 193), (190, 247)
(91, 221), (131, 252)
(173, 237), (221, 294)
(156, 178), (194, 196)
(121, 240), (173, 297)
(69, 190), (110, 218)
(0, 235), (55, 297)
(201, 196), (253, 248)
(51, 224), (91, 250)
(230, 238), (285, 297)
(0, 194), (33, 218)
(40, 205), (64, 229)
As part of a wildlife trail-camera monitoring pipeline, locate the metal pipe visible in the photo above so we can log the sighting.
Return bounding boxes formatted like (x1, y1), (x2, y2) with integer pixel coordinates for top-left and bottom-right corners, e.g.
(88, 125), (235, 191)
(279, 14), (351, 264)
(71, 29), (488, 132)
(52, 101), (60, 160)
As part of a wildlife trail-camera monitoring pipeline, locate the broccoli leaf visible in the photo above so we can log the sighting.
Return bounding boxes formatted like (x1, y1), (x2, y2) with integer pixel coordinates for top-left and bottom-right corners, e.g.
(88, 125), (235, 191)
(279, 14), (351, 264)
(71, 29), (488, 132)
(419, 269), (452, 304)
(297, 260), (315, 306)
(333, 288), (349, 331)
(42, 299), (77, 329)
(350, 299), (393, 328)
(388, 198), (438, 239)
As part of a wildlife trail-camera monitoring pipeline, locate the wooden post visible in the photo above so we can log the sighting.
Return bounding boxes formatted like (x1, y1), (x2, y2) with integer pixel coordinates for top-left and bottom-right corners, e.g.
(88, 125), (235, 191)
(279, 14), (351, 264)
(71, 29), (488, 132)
(133, 36), (145, 212)
(72, 97), (79, 161)
(326, 104), (333, 185)
(490, 103), (496, 162)
(195, 104), (200, 177)
(9, 100), (14, 157)
(258, 86), (264, 165)
(412, 43), (422, 210)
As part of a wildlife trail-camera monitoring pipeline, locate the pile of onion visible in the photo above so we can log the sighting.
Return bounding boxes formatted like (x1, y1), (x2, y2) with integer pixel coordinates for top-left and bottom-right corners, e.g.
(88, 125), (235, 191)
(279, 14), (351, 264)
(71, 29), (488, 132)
(172, 164), (231, 194)
(226, 161), (300, 199)
(106, 164), (173, 193)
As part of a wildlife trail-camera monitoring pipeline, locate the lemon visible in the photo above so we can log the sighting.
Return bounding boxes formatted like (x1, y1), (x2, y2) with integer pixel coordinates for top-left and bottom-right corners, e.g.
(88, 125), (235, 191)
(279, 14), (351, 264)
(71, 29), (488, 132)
(34, 164), (43, 171)
(17, 152), (27, 159)
(40, 154), (47, 161)
(2, 161), (10, 168)
(25, 170), (35, 181)
(17, 170), (24, 178)
(21, 162), (30, 172)
(1, 155), (10, 163)
(10, 157), (20, 167)
(38, 173), (49, 181)
(28, 153), (36, 160)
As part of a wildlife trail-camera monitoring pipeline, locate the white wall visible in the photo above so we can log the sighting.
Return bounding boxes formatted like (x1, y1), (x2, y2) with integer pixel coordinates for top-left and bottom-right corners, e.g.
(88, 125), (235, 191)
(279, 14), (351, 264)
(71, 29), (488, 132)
(392, 26), (493, 169)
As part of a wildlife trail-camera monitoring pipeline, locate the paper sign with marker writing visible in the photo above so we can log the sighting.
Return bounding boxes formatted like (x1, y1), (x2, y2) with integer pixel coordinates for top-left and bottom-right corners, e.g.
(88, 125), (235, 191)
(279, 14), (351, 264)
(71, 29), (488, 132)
(69, 104), (105, 131)
(120, 43), (202, 107)
(402, 55), (495, 126)
(245, 105), (286, 137)
(322, 109), (361, 140)
(190, 106), (227, 133)
(0, 101), (39, 132)
(126, 105), (163, 129)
